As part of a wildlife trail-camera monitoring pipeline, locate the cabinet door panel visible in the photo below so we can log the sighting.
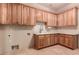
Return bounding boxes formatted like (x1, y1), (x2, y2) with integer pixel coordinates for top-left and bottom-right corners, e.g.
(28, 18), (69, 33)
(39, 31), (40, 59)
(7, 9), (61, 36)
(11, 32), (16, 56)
(59, 36), (65, 45)
(45, 35), (51, 46)
(50, 35), (55, 45)
(67, 10), (72, 26)
(36, 9), (43, 22)
(22, 5), (29, 25)
(17, 4), (22, 25)
(72, 8), (77, 26)
(58, 14), (64, 26)
(64, 37), (69, 47)
(1, 4), (7, 24)
(29, 8), (36, 26)
(54, 15), (57, 26)
(7, 4), (12, 24)
(47, 13), (53, 26)
(64, 35), (77, 49)
(54, 35), (58, 44)
(66, 8), (77, 26)
(63, 12), (68, 26)
(12, 3), (18, 24)
(43, 12), (48, 22)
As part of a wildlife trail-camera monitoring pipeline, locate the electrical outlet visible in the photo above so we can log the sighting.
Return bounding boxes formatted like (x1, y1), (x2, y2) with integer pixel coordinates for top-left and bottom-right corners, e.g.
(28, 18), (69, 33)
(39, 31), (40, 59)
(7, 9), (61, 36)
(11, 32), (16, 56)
(27, 33), (30, 35)
(11, 45), (19, 50)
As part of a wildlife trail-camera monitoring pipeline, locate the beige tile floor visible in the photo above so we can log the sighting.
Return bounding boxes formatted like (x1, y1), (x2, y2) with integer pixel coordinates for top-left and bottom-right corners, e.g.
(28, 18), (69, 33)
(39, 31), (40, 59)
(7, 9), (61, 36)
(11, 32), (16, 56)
(15, 45), (79, 55)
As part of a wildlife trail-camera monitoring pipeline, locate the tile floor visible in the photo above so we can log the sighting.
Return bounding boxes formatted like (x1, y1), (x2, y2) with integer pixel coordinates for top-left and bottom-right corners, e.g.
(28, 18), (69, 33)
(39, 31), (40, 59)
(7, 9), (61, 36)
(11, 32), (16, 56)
(15, 45), (79, 55)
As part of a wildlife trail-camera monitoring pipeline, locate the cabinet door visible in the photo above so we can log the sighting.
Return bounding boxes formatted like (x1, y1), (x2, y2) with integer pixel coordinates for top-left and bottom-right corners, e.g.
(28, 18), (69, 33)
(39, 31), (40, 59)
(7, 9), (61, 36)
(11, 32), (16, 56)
(59, 35), (65, 45)
(54, 14), (57, 26)
(64, 36), (69, 47)
(43, 12), (48, 22)
(22, 5), (29, 25)
(54, 35), (58, 44)
(72, 8), (77, 26)
(64, 35), (77, 49)
(17, 4), (22, 25)
(38, 35), (45, 48)
(47, 13), (53, 26)
(36, 9), (43, 22)
(12, 3), (18, 24)
(58, 14), (64, 26)
(7, 4), (12, 24)
(67, 8), (77, 26)
(1, 4), (7, 24)
(67, 10), (72, 26)
(45, 35), (51, 46)
(63, 12), (68, 26)
(50, 35), (55, 45)
(29, 8), (36, 26)
(0, 4), (2, 24)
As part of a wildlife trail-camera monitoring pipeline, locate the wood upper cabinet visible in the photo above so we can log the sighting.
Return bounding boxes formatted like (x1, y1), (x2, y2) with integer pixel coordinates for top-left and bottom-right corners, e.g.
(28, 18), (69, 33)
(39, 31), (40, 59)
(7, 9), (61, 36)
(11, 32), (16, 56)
(17, 4), (22, 25)
(7, 4), (12, 24)
(53, 14), (57, 26)
(0, 3), (13, 24)
(47, 13), (52, 26)
(67, 8), (77, 26)
(63, 12), (68, 26)
(22, 5), (29, 25)
(11, 3), (18, 24)
(47, 13), (57, 27)
(43, 11), (48, 22)
(29, 8), (36, 26)
(58, 14), (64, 26)
(36, 9), (43, 22)
(0, 4), (6, 24)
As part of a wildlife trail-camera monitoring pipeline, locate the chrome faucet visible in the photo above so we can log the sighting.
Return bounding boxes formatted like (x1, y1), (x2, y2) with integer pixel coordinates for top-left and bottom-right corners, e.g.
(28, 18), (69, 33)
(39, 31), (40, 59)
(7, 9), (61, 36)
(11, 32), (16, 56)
(39, 23), (43, 33)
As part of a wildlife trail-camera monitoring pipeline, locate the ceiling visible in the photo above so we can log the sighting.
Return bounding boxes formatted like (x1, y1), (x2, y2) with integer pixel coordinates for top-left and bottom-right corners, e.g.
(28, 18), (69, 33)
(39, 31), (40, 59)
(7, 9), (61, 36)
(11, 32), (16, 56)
(38, 3), (70, 11)
(24, 3), (79, 13)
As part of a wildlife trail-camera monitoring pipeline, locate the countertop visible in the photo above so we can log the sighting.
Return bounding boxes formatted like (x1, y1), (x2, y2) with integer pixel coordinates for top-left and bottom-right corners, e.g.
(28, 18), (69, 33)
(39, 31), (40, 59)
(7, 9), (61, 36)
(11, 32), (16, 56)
(34, 33), (79, 35)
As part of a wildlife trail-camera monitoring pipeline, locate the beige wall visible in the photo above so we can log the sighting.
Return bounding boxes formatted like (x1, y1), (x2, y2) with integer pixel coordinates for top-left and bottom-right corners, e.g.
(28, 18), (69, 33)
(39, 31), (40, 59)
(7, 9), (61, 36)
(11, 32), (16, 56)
(2, 25), (56, 54)
(0, 26), (5, 54)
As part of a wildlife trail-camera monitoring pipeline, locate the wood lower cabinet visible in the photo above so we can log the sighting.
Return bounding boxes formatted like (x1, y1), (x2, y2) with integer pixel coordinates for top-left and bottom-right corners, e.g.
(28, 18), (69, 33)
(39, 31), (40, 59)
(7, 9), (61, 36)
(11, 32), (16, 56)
(50, 34), (58, 45)
(34, 35), (49, 49)
(64, 35), (78, 49)
(34, 34), (59, 49)
(45, 35), (51, 46)
(50, 35), (55, 45)
(34, 34), (78, 50)
(58, 35), (65, 45)
(58, 34), (78, 49)
(54, 34), (58, 44)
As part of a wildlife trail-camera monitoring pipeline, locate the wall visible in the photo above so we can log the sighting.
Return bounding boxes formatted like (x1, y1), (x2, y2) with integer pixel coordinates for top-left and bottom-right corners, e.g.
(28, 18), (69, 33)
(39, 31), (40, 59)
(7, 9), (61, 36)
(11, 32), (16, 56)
(2, 24), (56, 54)
(0, 26), (5, 54)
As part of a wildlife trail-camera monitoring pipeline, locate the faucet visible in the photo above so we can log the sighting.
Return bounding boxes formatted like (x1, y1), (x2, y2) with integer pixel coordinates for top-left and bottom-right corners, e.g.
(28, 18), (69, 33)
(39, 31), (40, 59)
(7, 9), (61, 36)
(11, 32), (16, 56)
(39, 23), (43, 33)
